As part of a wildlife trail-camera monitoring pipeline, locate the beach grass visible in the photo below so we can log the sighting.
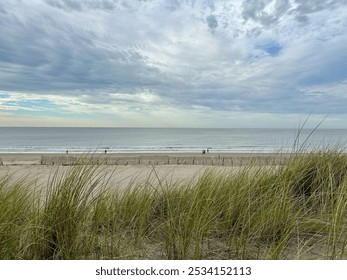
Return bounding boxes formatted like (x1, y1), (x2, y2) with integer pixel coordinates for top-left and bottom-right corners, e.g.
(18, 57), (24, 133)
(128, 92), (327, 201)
(1, 150), (347, 259)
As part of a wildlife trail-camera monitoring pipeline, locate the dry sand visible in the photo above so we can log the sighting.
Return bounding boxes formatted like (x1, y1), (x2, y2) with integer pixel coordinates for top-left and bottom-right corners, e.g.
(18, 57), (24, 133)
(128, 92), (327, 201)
(0, 152), (287, 190)
(0, 153), (247, 190)
(0, 153), (43, 165)
(0, 163), (237, 189)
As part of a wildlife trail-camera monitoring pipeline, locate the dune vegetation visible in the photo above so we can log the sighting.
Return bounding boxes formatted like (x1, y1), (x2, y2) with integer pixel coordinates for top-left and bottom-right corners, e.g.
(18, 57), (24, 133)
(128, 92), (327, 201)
(1, 150), (347, 260)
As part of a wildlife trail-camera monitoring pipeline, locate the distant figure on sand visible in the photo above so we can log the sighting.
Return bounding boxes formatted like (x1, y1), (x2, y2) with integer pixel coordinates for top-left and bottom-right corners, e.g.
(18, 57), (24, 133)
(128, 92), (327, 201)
(202, 149), (206, 154)
(66, 150), (68, 154)
(105, 150), (107, 154)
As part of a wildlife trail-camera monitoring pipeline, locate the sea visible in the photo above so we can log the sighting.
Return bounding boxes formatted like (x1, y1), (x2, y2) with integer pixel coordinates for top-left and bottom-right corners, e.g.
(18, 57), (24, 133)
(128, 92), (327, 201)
(0, 127), (346, 154)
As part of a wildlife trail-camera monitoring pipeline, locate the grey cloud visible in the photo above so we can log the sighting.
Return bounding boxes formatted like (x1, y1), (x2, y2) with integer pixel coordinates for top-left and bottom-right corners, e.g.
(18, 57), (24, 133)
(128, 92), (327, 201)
(0, 5), (6, 14)
(44, 0), (118, 11)
(292, 0), (347, 24)
(274, 0), (291, 16)
(166, 0), (214, 11)
(1, 43), (165, 93)
(99, 0), (116, 10)
(166, 0), (182, 11)
(295, 14), (309, 24)
(241, 0), (289, 27)
(294, 0), (345, 14)
(166, 0), (215, 12)
(0, 16), (50, 68)
(44, 0), (186, 12)
(206, 14), (218, 30)
(242, 0), (266, 22)
(45, 0), (82, 11)
(241, 0), (347, 27)
(205, 0), (215, 12)
(242, 0), (347, 27)
(0, 7), (167, 93)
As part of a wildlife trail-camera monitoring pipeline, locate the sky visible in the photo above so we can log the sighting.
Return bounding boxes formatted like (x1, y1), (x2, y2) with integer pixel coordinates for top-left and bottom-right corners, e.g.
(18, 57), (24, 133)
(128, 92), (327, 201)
(0, 0), (347, 128)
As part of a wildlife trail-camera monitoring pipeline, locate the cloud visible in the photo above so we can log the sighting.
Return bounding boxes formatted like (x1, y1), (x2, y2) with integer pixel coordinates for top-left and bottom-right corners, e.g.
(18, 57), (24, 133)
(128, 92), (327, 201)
(0, 7), (166, 93)
(0, 0), (347, 127)
(206, 14), (218, 30)
(240, 0), (347, 28)
(44, 0), (120, 11)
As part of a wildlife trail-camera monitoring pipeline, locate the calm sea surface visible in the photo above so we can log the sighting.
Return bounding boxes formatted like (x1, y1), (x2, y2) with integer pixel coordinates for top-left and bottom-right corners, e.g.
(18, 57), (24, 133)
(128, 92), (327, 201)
(0, 127), (346, 153)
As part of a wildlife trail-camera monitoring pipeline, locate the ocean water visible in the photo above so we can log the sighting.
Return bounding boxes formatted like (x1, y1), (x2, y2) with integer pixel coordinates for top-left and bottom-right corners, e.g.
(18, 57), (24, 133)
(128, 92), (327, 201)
(0, 127), (346, 153)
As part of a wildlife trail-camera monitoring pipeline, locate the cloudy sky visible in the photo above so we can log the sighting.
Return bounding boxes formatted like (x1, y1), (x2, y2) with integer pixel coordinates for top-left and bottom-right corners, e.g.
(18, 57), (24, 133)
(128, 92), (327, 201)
(1, 0), (347, 128)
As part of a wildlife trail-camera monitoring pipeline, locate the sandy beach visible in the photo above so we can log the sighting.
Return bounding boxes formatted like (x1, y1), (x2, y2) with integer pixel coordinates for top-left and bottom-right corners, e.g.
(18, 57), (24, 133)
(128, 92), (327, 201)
(0, 152), (288, 189)
(0, 152), (290, 165)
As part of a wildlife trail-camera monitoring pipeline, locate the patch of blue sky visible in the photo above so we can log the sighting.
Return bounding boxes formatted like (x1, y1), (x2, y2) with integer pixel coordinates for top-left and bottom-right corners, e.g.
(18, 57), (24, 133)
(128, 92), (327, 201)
(12, 106), (73, 119)
(257, 41), (282, 57)
(4, 99), (55, 109)
(0, 93), (10, 98)
(13, 109), (53, 116)
(2, 99), (64, 118)
(10, 101), (93, 119)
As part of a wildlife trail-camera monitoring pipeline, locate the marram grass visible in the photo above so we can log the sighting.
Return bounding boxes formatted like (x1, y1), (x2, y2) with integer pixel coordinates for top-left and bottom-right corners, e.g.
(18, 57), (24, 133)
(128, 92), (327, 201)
(1, 151), (347, 259)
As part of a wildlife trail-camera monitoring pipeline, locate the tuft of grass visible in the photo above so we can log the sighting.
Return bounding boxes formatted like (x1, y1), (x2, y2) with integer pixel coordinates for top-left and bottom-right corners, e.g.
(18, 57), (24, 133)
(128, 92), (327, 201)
(0, 175), (34, 259)
(31, 164), (107, 259)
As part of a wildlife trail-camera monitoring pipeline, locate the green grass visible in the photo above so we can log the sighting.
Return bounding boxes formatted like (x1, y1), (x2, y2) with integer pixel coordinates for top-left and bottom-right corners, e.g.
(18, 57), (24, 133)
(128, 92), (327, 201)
(1, 151), (347, 259)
